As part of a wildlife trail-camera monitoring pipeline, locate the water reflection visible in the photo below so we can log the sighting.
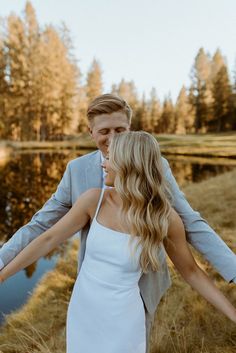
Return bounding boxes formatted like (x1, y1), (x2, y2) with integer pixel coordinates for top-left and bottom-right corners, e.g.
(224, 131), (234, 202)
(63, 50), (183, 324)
(1, 150), (235, 249)
(0, 151), (77, 324)
(0, 151), (78, 281)
(166, 155), (236, 187)
(0, 151), (76, 245)
(0, 254), (60, 324)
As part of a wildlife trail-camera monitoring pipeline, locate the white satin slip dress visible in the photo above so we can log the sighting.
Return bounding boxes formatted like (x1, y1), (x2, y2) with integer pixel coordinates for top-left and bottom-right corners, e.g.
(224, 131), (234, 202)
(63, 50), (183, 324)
(66, 188), (146, 353)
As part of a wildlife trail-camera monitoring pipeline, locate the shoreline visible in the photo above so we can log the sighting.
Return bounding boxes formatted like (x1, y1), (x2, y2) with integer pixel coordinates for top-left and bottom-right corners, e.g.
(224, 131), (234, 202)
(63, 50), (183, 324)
(1, 132), (236, 158)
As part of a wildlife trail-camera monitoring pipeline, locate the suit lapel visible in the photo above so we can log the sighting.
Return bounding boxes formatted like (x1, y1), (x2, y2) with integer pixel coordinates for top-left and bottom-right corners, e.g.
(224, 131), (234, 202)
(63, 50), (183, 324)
(85, 150), (103, 189)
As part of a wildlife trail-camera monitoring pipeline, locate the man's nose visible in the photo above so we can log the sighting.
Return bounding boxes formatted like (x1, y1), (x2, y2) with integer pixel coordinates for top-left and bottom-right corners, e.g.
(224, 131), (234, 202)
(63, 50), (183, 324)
(108, 131), (116, 143)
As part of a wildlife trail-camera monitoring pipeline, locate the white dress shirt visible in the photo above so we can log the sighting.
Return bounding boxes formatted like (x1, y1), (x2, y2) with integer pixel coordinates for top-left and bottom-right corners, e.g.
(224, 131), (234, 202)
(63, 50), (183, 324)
(100, 152), (110, 189)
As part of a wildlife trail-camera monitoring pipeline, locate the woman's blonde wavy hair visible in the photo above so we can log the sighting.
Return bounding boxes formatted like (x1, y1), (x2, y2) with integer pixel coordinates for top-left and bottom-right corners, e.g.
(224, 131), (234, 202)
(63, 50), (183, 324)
(109, 131), (172, 274)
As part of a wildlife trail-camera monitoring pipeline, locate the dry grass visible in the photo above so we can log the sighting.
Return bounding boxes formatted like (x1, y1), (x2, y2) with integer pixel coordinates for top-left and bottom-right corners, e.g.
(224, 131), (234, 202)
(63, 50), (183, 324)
(156, 132), (236, 158)
(150, 169), (236, 353)
(0, 170), (236, 353)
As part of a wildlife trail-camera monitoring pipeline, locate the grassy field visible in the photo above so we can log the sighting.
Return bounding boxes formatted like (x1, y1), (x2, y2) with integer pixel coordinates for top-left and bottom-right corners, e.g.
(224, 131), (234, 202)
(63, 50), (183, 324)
(0, 170), (236, 353)
(1, 132), (236, 158)
(157, 132), (236, 158)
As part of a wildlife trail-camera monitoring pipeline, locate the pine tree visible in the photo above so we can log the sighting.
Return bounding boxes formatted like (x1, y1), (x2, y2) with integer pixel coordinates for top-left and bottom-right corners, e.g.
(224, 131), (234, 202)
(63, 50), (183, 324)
(112, 79), (138, 104)
(175, 86), (194, 134)
(148, 88), (162, 133)
(209, 49), (232, 131)
(232, 62), (236, 130)
(212, 65), (232, 131)
(86, 59), (103, 103)
(158, 95), (175, 133)
(6, 14), (29, 140)
(59, 23), (80, 136)
(211, 49), (225, 80)
(1, 2), (79, 141)
(112, 79), (140, 130)
(77, 86), (89, 133)
(190, 48), (213, 132)
(0, 31), (8, 137)
(22, 1), (41, 140)
(37, 25), (78, 140)
(4, 3), (42, 140)
(139, 94), (151, 131)
(186, 85), (196, 133)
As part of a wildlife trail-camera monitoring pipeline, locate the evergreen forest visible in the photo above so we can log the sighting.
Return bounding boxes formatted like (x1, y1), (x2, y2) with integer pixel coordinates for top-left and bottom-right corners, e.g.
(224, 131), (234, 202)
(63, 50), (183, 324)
(0, 2), (236, 141)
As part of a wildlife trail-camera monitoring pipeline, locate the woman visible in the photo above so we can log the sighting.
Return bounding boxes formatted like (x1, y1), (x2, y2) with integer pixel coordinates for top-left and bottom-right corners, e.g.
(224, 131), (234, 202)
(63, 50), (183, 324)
(0, 131), (235, 353)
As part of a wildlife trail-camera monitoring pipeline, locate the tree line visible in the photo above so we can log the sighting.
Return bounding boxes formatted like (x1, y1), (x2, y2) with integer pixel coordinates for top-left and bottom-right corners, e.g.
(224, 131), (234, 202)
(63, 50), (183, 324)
(0, 1), (236, 141)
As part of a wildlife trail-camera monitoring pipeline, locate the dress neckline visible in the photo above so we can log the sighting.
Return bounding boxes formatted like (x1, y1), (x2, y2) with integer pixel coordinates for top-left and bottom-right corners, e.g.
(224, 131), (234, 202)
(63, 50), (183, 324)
(94, 217), (130, 237)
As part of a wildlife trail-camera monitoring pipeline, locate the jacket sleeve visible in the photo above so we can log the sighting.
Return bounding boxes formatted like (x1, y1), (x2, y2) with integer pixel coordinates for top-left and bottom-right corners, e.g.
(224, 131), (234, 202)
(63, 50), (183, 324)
(162, 157), (236, 282)
(0, 162), (72, 269)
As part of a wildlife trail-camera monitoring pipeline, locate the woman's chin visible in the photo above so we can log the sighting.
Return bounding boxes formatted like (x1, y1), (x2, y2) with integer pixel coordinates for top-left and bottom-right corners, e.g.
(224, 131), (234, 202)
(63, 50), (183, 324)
(104, 179), (114, 187)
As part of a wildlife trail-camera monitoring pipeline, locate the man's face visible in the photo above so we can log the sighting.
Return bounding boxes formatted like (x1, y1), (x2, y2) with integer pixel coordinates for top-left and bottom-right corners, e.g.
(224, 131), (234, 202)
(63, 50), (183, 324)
(89, 111), (130, 156)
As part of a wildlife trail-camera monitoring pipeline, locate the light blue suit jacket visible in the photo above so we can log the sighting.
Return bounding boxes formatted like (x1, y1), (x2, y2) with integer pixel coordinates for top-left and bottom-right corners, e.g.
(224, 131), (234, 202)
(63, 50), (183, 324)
(0, 150), (235, 315)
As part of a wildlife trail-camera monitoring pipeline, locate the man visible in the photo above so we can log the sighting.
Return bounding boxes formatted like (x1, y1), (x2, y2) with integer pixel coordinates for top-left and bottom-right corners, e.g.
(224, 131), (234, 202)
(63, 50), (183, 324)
(0, 93), (235, 353)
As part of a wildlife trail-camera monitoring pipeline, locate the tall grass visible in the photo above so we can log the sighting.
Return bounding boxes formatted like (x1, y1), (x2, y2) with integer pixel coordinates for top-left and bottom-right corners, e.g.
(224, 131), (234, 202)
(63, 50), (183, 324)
(0, 170), (236, 353)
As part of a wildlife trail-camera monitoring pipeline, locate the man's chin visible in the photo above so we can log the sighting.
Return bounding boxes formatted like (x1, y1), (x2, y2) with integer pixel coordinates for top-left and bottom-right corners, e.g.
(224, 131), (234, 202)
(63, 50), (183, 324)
(101, 147), (108, 157)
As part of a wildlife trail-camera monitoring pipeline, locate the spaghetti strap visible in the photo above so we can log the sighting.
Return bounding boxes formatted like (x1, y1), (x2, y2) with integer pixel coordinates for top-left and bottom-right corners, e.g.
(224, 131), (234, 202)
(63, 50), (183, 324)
(94, 188), (105, 219)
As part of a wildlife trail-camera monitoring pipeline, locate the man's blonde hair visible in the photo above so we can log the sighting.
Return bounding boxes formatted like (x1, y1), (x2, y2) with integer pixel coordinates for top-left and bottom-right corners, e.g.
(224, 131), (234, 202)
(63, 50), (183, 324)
(87, 93), (132, 125)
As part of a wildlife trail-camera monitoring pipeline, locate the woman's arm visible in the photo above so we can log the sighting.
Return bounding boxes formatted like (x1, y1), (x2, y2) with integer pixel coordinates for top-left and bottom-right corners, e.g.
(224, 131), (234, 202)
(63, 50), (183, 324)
(163, 209), (236, 323)
(0, 189), (97, 283)
(162, 156), (236, 283)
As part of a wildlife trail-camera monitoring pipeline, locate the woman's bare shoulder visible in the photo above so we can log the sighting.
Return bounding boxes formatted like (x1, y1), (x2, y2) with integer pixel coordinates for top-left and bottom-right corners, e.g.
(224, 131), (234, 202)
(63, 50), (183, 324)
(83, 188), (111, 201)
(81, 188), (111, 217)
(83, 187), (102, 198)
(81, 188), (102, 206)
(168, 208), (185, 237)
(81, 188), (116, 218)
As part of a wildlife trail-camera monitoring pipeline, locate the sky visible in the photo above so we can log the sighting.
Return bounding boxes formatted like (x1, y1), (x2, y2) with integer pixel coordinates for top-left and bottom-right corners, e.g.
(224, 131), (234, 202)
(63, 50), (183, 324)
(1, 0), (236, 102)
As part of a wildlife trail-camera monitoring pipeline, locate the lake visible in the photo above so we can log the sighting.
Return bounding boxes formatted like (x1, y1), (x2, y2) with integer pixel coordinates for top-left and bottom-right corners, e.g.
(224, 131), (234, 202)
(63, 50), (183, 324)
(0, 149), (236, 325)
